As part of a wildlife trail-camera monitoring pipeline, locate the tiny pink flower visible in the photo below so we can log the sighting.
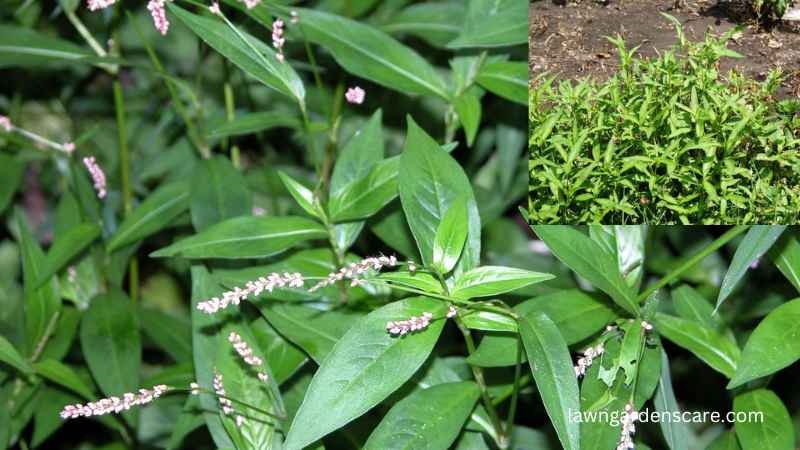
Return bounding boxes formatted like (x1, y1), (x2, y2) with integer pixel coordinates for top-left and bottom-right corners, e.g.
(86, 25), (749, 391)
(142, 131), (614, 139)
(60, 385), (170, 419)
(87, 0), (116, 11)
(447, 305), (457, 318)
(345, 86), (365, 104)
(147, 0), (170, 35)
(272, 18), (285, 62)
(240, 0), (260, 8)
(386, 312), (433, 336)
(82, 156), (107, 199)
(212, 372), (237, 419)
(209, 1), (221, 15)
(252, 206), (266, 216)
(0, 115), (11, 132)
(309, 255), (397, 292)
(197, 272), (305, 314)
(63, 142), (75, 155)
(228, 331), (263, 367)
(290, 10), (299, 24)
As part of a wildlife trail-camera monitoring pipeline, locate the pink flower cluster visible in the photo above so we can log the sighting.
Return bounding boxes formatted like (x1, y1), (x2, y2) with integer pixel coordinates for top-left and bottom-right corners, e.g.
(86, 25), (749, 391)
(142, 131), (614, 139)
(82, 156), (107, 199)
(229, 331), (270, 383)
(617, 403), (638, 450)
(574, 344), (605, 377)
(309, 255), (398, 292)
(345, 86), (365, 104)
(386, 312), (433, 336)
(60, 385), (169, 419)
(147, 0), (169, 35)
(87, 0), (116, 11)
(272, 18), (286, 62)
(239, 0), (260, 9)
(0, 115), (11, 132)
(196, 272), (304, 314)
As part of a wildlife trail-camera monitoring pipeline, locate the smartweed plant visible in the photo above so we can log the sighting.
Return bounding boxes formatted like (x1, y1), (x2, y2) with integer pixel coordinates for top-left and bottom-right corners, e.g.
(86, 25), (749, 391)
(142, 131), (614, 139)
(0, 0), (531, 449)
(529, 15), (800, 224)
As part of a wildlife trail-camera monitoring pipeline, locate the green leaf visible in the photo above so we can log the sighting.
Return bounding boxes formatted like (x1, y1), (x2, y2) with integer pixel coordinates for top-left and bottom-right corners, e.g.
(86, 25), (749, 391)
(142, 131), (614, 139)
(364, 381), (479, 450)
(138, 307), (192, 363)
(728, 298), (800, 389)
(717, 226), (786, 310)
(258, 303), (364, 364)
(17, 209), (61, 357)
(378, 271), (444, 294)
(0, 153), (23, 213)
(249, 317), (307, 385)
(80, 289), (141, 423)
(672, 285), (723, 330)
(769, 234), (800, 293)
(733, 389), (794, 450)
(151, 216), (327, 259)
(190, 266), (235, 449)
(432, 195), (468, 274)
(519, 313), (580, 450)
(108, 181), (191, 252)
(190, 156), (251, 231)
(284, 297), (446, 450)
(448, 0), (526, 48)
(379, 2), (464, 48)
(169, 4), (305, 105)
(399, 118), (480, 273)
(469, 290), (617, 367)
(475, 60), (526, 105)
(453, 90), (481, 147)
(206, 112), (300, 139)
(532, 225), (639, 315)
(0, 334), (33, 375)
(0, 25), (101, 68)
(294, 8), (449, 99)
(654, 313), (740, 378)
(460, 310), (517, 332)
(452, 266), (554, 300)
(328, 157), (399, 222)
(653, 350), (690, 450)
(278, 171), (320, 219)
(370, 205), (421, 260)
(34, 223), (101, 288)
(33, 359), (93, 399)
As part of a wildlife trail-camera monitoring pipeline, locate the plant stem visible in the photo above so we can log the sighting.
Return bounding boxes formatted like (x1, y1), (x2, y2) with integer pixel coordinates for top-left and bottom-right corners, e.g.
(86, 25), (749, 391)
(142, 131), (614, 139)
(113, 79), (137, 304)
(223, 81), (241, 168)
(65, 9), (117, 74)
(455, 316), (508, 448)
(171, 388), (286, 422)
(637, 225), (749, 302)
(505, 334), (524, 438)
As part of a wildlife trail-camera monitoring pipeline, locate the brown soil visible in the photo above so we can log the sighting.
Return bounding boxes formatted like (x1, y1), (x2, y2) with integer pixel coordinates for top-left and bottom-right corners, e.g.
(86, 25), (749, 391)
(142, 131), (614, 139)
(529, 0), (800, 99)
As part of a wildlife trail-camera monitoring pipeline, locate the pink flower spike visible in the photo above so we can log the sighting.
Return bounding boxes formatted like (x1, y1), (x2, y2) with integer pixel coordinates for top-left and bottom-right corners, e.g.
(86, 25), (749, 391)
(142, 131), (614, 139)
(0, 115), (11, 132)
(386, 312), (433, 336)
(345, 86), (365, 105)
(87, 0), (116, 11)
(209, 1), (221, 15)
(60, 385), (170, 419)
(82, 156), (107, 199)
(147, 0), (170, 35)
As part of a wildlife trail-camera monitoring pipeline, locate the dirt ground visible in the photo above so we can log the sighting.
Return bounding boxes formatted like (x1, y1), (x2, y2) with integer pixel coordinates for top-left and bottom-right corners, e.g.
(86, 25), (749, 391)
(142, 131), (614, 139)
(529, 0), (800, 98)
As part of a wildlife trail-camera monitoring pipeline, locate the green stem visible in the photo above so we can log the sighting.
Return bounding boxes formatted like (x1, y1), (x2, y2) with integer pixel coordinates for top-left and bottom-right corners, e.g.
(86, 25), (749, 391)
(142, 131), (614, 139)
(113, 80), (137, 304)
(637, 225), (749, 302)
(65, 9), (117, 74)
(223, 82), (241, 168)
(505, 334), (524, 437)
(171, 388), (286, 422)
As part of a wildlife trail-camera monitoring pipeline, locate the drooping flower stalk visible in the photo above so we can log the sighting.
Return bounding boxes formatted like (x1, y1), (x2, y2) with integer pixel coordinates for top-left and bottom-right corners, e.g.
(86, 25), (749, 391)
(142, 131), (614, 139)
(60, 385), (170, 419)
(87, 0), (116, 11)
(345, 86), (365, 104)
(574, 344), (605, 377)
(196, 272), (304, 314)
(272, 18), (286, 62)
(616, 403), (638, 450)
(308, 255), (398, 292)
(0, 115), (75, 155)
(82, 156), (107, 199)
(147, 0), (169, 35)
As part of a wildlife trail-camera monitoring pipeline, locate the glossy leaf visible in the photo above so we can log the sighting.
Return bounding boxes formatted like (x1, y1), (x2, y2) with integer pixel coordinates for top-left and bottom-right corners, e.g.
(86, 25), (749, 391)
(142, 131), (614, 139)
(328, 157), (399, 222)
(0, 334), (33, 375)
(653, 350), (690, 450)
(295, 8), (449, 99)
(33, 359), (93, 399)
(284, 297), (446, 450)
(452, 266), (554, 300)
(654, 313), (740, 378)
(278, 171), (320, 219)
(717, 225), (786, 309)
(532, 225), (639, 315)
(139, 307), (192, 363)
(448, 0), (527, 48)
(454, 90), (482, 147)
(378, 271), (444, 294)
(519, 313), (580, 450)
(190, 156), (251, 231)
(0, 25), (100, 67)
(364, 381), (479, 450)
(151, 216), (327, 259)
(108, 181), (191, 252)
(206, 112), (300, 139)
(769, 234), (800, 293)
(249, 317), (307, 385)
(399, 118), (480, 273)
(379, 2), (464, 48)
(170, 4), (305, 105)
(728, 298), (800, 389)
(733, 389), (793, 450)
(34, 223), (101, 288)
(476, 60), (527, 105)
(432, 195), (468, 274)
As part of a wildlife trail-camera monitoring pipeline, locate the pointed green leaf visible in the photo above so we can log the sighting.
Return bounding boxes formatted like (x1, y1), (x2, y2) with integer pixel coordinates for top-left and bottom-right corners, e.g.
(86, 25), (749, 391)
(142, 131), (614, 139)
(519, 313), (580, 450)
(190, 156), (251, 231)
(0, 334), (33, 375)
(138, 307), (192, 363)
(328, 157), (399, 222)
(206, 112), (300, 139)
(653, 350), (690, 450)
(447, 0), (526, 48)
(432, 196), (468, 274)
(452, 266), (554, 300)
(364, 381), (479, 450)
(34, 223), (101, 288)
(728, 298), (800, 389)
(284, 297), (446, 450)
(475, 60), (526, 105)
(33, 359), (93, 399)
(151, 216), (327, 259)
(108, 181), (191, 252)
(717, 226), (786, 309)
(379, 2), (464, 48)
(769, 234), (800, 293)
(378, 271), (444, 294)
(278, 171), (320, 219)
(733, 389), (793, 450)
(654, 313), (740, 378)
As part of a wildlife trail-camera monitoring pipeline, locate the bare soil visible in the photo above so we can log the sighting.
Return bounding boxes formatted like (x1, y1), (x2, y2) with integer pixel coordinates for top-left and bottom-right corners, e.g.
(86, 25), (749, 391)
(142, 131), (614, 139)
(529, 0), (800, 99)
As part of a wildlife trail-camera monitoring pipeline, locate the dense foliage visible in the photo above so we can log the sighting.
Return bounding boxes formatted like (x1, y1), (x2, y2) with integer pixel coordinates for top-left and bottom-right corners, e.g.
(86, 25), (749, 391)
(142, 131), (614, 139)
(0, 0), (529, 449)
(529, 16), (800, 224)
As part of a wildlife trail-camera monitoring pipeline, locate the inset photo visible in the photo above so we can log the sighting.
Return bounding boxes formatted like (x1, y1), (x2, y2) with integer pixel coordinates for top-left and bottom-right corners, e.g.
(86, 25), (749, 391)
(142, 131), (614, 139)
(529, 0), (800, 224)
